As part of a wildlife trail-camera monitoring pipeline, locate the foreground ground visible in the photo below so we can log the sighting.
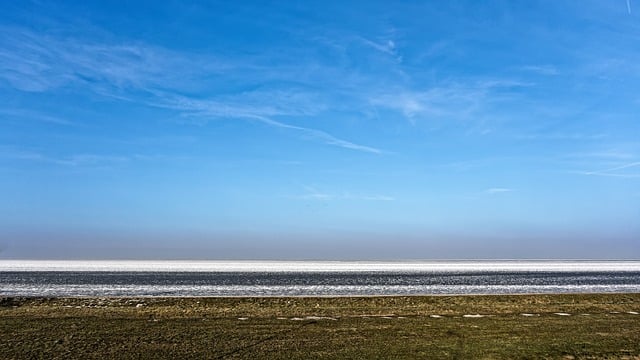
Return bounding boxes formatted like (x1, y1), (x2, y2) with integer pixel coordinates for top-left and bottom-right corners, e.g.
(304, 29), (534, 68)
(1, 294), (639, 359)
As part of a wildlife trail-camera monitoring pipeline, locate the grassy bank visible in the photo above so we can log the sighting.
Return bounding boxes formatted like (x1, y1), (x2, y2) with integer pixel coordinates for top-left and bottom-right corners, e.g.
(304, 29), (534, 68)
(1, 294), (639, 359)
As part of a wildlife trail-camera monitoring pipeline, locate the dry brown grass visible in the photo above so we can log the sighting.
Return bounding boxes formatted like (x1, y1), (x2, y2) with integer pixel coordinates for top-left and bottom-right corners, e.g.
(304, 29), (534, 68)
(1, 294), (639, 359)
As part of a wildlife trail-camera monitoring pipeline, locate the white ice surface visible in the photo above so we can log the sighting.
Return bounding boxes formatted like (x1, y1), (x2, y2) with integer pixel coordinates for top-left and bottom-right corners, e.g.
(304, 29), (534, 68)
(1, 260), (640, 272)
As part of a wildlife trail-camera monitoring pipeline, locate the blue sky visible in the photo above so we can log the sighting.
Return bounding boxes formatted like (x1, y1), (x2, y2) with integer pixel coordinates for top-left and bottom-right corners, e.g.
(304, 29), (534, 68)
(1, 1), (639, 259)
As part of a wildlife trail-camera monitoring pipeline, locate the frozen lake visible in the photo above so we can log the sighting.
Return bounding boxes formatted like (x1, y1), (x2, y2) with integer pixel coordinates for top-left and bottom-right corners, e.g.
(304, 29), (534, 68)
(1, 260), (640, 297)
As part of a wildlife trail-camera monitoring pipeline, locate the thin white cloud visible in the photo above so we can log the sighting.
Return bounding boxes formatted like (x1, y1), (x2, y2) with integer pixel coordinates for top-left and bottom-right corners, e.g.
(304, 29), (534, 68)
(0, 150), (129, 167)
(627, 0), (632, 14)
(518, 65), (559, 76)
(299, 193), (335, 200)
(485, 188), (514, 194)
(357, 36), (400, 61)
(155, 94), (383, 154)
(170, 97), (381, 154)
(0, 148), (46, 162)
(0, 26), (230, 93)
(601, 161), (640, 172)
(0, 27), (383, 154)
(574, 161), (640, 178)
(372, 89), (470, 124)
(298, 186), (395, 201)
(0, 147), (184, 167)
(563, 148), (639, 161)
(517, 132), (607, 141)
(252, 115), (383, 154)
(574, 171), (640, 178)
(359, 195), (396, 201)
(371, 80), (530, 124)
(0, 108), (74, 126)
(58, 154), (130, 167)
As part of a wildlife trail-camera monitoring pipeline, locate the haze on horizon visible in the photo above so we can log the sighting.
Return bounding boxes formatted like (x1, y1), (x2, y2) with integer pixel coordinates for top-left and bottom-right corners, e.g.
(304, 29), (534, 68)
(1, 1), (639, 260)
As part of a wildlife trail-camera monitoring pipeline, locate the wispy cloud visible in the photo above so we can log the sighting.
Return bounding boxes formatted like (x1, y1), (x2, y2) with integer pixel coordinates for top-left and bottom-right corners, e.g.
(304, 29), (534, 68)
(484, 188), (514, 194)
(564, 149), (637, 160)
(0, 26), (382, 154)
(517, 132), (607, 141)
(0, 23), (536, 152)
(371, 80), (530, 124)
(0, 149), (129, 167)
(298, 192), (334, 201)
(0, 146), (185, 167)
(252, 115), (383, 154)
(298, 186), (395, 201)
(442, 157), (519, 172)
(154, 94), (382, 154)
(561, 145), (640, 178)
(0, 26), (231, 93)
(0, 108), (74, 126)
(578, 161), (640, 178)
(358, 36), (401, 62)
(359, 195), (396, 201)
(56, 154), (130, 167)
(518, 65), (559, 76)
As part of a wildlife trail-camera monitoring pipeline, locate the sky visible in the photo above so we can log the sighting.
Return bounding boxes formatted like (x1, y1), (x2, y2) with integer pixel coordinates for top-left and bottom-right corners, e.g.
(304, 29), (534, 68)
(0, 1), (639, 260)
